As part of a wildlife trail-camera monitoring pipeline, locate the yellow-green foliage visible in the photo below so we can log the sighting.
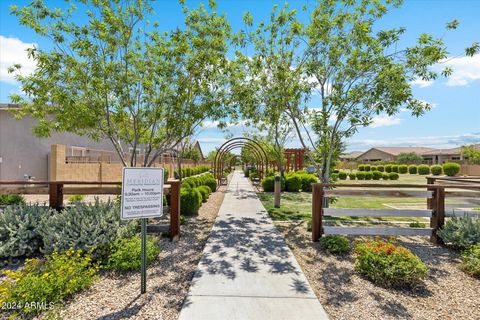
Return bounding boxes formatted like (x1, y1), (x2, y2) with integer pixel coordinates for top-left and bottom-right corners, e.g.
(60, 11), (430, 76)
(0, 249), (98, 316)
(106, 236), (160, 271)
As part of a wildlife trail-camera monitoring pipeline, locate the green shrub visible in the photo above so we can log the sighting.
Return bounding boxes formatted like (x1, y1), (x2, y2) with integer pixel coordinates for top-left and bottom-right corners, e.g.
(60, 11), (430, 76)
(349, 172), (356, 180)
(186, 168), (192, 177)
(461, 244), (480, 278)
(331, 173), (339, 181)
(364, 165), (371, 172)
(382, 173), (389, 180)
(262, 176), (274, 192)
(358, 165), (365, 171)
(0, 249), (97, 316)
(319, 235), (350, 255)
(442, 162), (461, 176)
(385, 164), (392, 173)
(338, 172), (347, 180)
(437, 216), (480, 249)
(39, 200), (137, 261)
(409, 221), (426, 228)
(376, 165), (384, 172)
(430, 165), (442, 175)
(0, 194), (26, 206)
(372, 171), (383, 180)
(388, 172), (400, 180)
(391, 165), (399, 173)
(197, 186), (211, 202)
(354, 240), (429, 287)
(286, 174), (302, 192)
(163, 169), (169, 183)
(356, 171), (366, 180)
(0, 205), (52, 260)
(180, 188), (202, 215)
(408, 165), (417, 174)
(244, 169), (250, 177)
(106, 236), (160, 271)
(364, 171), (373, 180)
(370, 166), (377, 172)
(398, 165), (408, 174)
(417, 164), (430, 175)
(204, 177), (217, 192)
(301, 174), (318, 192)
(68, 194), (85, 204)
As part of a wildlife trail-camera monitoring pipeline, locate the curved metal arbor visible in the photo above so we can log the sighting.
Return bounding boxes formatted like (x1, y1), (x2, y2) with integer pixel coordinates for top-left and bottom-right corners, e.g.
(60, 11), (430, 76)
(214, 137), (268, 180)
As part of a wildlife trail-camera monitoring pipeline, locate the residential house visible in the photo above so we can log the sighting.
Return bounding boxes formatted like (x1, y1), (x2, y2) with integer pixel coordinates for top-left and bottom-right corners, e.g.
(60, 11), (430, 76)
(355, 147), (436, 163)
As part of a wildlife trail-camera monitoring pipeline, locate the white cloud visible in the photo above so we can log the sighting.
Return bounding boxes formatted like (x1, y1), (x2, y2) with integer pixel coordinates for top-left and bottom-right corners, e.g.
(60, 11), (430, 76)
(370, 115), (402, 128)
(0, 35), (37, 84)
(442, 54), (480, 87)
(410, 78), (434, 88)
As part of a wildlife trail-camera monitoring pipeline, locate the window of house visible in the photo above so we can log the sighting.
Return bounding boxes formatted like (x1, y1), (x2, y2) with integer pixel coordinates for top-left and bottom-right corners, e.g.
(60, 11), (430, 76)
(451, 156), (461, 160)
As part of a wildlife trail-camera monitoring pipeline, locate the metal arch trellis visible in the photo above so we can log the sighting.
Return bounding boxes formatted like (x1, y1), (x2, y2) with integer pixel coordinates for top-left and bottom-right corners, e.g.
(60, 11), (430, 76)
(217, 142), (264, 178)
(214, 137), (269, 180)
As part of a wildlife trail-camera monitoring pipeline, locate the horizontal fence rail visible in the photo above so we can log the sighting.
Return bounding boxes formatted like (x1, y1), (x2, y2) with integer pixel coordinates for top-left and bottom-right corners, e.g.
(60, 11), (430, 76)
(312, 183), (480, 244)
(0, 180), (181, 241)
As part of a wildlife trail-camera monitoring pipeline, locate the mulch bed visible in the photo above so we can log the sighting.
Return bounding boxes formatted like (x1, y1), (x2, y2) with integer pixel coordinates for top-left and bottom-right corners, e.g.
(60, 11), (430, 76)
(275, 221), (480, 320)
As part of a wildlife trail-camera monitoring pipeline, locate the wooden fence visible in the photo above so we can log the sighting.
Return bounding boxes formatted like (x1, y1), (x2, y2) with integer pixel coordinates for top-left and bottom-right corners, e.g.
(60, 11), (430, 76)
(0, 180), (181, 240)
(312, 183), (480, 244)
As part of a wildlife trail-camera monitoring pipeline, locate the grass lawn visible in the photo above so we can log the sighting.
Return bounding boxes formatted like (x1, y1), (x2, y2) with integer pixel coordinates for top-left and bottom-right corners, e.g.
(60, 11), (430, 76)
(258, 173), (464, 225)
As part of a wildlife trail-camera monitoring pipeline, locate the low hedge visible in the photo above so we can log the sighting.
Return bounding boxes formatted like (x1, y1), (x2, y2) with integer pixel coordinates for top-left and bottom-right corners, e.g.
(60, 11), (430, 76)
(408, 165), (417, 174)
(372, 171), (383, 180)
(364, 165), (371, 172)
(356, 171), (366, 180)
(338, 172), (348, 180)
(437, 216), (480, 249)
(430, 165), (442, 175)
(180, 188), (202, 215)
(301, 174), (318, 192)
(461, 244), (480, 278)
(286, 174), (302, 192)
(382, 173), (389, 180)
(197, 186), (211, 202)
(0, 194), (25, 206)
(389, 172), (400, 180)
(376, 165), (384, 172)
(398, 165), (408, 174)
(358, 165), (365, 171)
(443, 162), (460, 176)
(391, 165), (399, 173)
(365, 171), (373, 180)
(385, 165), (392, 173)
(349, 173), (356, 180)
(106, 236), (160, 271)
(319, 235), (350, 255)
(417, 164), (430, 175)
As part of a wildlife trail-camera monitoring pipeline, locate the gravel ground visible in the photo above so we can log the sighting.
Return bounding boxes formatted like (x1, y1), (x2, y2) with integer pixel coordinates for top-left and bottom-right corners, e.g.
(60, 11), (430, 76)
(275, 221), (480, 320)
(46, 184), (227, 320)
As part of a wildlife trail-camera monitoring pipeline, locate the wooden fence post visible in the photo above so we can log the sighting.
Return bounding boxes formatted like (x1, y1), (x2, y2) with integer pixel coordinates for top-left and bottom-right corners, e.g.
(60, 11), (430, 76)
(49, 182), (63, 211)
(312, 184), (324, 242)
(169, 181), (181, 241)
(426, 177), (435, 210)
(430, 186), (445, 244)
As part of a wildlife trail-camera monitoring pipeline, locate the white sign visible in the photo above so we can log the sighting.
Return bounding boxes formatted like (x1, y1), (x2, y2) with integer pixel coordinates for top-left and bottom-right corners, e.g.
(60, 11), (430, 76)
(121, 167), (164, 220)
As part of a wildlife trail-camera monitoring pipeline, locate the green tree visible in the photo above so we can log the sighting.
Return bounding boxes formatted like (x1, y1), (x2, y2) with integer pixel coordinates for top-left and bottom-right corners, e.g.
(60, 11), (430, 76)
(9, 0), (232, 167)
(236, 0), (478, 183)
(397, 152), (424, 164)
(461, 145), (480, 164)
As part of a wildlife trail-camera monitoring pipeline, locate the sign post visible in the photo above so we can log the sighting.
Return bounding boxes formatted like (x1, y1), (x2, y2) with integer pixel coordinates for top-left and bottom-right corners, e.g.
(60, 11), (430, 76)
(121, 167), (164, 294)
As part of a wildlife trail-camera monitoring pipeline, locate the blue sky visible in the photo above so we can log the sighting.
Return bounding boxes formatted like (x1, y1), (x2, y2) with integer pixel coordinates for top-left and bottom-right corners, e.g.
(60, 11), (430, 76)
(1, 0), (479, 155)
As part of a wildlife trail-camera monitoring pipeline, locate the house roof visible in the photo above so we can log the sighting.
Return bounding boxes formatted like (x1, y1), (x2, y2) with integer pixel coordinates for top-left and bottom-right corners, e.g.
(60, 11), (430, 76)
(421, 143), (480, 156)
(341, 151), (363, 159)
(0, 103), (20, 110)
(361, 147), (437, 157)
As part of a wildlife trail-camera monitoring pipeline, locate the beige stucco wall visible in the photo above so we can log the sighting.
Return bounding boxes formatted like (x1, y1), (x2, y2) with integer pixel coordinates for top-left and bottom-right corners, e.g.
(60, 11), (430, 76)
(356, 149), (395, 163)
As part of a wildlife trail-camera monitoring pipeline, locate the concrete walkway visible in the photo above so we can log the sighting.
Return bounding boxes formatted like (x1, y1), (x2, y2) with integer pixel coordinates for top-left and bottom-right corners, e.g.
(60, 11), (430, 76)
(179, 171), (328, 320)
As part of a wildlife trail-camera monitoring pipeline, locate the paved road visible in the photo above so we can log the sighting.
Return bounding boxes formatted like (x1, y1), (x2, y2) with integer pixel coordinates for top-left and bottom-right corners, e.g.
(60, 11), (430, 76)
(179, 171), (329, 320)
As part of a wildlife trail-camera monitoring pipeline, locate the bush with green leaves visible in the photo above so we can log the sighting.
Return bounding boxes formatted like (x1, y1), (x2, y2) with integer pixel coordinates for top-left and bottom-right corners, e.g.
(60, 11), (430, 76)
(461, 244), (480, 278)
(382, 173), (389, 180)
(286, 174), (302, 192)
(0, 194), (26, 206)
(331, 173), (339, 181)
(180, 187), (202, 215)
(39, 200), (137, 261)
(106, 235), (160, 271)
(244, 169), (250, 177)
(390, 165), (399, 173)
(370, 166), (377, 172)
(437, 215), (480, 249)
(0, 205), (52, 260)
(376, 165), (384, 172)
(358, 165), (365, 171)
(261, 176), (274, 192)
(301, 174), (318, 192)
(388, 172), (400, 180)
(364, 165), (371, 172)
(338, 172), (347, 180)
(204, 177), (217, 192)
(372, 171), (382, 180)
(442, 162), (460, 176)
(319, 235), (350, 254)
(408, 165), (417, 174)
(349, 172), (356, 180)
(417, 164), (430, 175)
(364, 171), (373, 180)
(0, 249), (97, 316)
(356, 171), (366, 180)
(355, 240), (429, 287)
(68, 194), (85, 204)
(385, 164), (392, 173)
(398, 165), (408, 174)
(430, 165), (442, 175)
(197, 186), (211, 202)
